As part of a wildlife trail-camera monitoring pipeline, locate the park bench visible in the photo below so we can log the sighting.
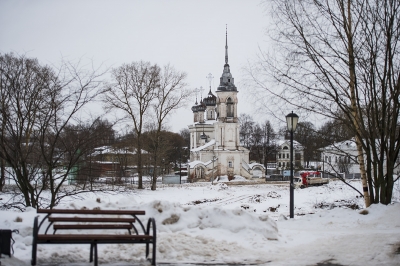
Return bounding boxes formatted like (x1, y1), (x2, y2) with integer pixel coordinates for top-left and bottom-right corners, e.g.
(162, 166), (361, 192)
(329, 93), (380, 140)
(31, 208), (156, 266)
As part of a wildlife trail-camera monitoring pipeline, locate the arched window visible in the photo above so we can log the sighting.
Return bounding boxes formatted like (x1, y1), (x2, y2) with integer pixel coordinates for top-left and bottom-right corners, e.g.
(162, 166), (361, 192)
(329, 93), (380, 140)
(226, 98), (233, 117)
(210, 110), (213, 119)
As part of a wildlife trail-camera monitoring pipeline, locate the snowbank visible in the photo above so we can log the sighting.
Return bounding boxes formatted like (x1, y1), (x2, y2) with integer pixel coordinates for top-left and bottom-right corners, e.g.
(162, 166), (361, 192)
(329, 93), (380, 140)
(0, 180), (399, 265)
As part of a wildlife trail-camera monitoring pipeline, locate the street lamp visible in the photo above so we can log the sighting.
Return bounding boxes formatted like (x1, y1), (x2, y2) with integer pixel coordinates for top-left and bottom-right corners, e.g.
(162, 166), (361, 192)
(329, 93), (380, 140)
(179, 147), (182, 184)
(286, 111), (299, 218)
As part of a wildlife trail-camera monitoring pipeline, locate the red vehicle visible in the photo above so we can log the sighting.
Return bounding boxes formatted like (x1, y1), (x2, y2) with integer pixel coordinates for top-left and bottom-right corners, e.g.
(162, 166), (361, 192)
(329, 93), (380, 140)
(296, 171), (328, 188)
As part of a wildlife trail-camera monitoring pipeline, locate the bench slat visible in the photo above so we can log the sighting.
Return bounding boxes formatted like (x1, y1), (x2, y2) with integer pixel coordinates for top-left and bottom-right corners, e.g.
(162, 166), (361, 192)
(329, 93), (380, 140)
(37, 209), (145, 215)
(53, 224), (133, 230)
(37, 234), (153, 241)
(48, 217), (136, 223)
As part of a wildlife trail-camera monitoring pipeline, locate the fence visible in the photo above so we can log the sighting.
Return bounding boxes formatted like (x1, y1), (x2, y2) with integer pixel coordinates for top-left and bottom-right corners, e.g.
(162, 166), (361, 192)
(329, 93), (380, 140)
(70, 177), (189, 187)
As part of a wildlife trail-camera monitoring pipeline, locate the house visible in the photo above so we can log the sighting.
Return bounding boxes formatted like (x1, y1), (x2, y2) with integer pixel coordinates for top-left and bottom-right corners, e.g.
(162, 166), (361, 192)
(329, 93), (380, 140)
(320, 139), (360, 176)
(89, 146), (157, 177)
(320, 138), (400, 177)
(275, 140), (304, 171)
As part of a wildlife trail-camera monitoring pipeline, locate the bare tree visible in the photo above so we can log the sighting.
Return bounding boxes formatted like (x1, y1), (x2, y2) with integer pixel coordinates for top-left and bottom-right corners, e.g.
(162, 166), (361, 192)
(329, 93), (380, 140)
(0, 60), (8, 191)
(0, 53), (105, 209)
(68, 119), (116, 190)
(251, 124), (264, 163)
(104, 61), (160, 189)
(263, 120), (278, 167)
(355, 0), (400, 204)
(317, 118), (354, 147)
(247, 0), (400, 206)
(179, 128), (190, 148)
(148, 64), (190, 190)
(294, 122), (318, 168)
(239, 113), (255, 150)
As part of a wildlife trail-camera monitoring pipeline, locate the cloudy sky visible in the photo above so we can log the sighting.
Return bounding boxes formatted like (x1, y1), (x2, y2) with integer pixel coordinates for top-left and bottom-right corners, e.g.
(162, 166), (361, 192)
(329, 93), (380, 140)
(0, 0), (270, 133)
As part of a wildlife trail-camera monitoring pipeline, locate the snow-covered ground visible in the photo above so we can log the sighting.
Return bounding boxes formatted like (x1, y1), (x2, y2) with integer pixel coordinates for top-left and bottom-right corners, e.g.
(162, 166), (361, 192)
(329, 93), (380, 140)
(0, 177), (399, 265)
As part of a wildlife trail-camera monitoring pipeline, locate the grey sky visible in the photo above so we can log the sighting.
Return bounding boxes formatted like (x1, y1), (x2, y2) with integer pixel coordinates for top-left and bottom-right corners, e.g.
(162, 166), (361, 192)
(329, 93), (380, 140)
(0, 0), (268, 133)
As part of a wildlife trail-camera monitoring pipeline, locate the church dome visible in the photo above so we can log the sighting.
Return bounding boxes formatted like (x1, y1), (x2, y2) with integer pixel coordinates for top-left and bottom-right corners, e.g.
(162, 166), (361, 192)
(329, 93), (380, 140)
(191, 105), (198, 112)
(203, 89), (216, 106)
(191, 99), (199, 112)
(197, 100), (206, 112)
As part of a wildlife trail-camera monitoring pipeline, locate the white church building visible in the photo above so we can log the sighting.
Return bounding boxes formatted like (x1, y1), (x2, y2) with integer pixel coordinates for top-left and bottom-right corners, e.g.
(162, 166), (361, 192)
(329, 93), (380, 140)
(187, 30), (265, 181)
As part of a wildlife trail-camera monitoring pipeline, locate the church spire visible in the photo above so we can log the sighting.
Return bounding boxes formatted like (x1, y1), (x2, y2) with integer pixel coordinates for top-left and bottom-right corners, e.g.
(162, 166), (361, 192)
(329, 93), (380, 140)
(217, 25), (236, 92)
(225, 25), (228, 65)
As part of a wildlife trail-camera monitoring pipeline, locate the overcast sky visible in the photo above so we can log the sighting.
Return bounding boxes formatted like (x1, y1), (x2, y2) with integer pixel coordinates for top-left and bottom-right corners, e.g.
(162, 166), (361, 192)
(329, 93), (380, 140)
(0, 0), (269, 133)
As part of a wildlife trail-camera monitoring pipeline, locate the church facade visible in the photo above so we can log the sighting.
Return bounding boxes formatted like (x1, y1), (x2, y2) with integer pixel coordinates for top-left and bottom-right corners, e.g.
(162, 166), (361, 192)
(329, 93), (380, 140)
(187, 30), (265, 181)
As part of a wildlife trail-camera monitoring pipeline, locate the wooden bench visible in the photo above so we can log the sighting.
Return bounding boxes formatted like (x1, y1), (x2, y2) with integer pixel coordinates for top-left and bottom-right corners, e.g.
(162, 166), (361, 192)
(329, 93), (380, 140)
(31, 209), (156, 266)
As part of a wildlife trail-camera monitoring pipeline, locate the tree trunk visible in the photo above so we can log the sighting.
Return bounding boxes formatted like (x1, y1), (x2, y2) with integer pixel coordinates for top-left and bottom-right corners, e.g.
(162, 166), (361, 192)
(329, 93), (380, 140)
(0, 159), (5, 191)
(151, 154), (158, 191)
(344, 0), (370, 207)
(136, 132), (144, 189)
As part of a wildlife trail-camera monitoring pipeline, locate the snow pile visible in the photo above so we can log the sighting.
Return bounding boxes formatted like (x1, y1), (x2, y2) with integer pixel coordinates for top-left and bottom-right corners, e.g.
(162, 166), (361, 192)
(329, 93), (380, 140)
(209, 183), (229, 190)
(0, 180), (399, 265)
(215, 175), (249, 182)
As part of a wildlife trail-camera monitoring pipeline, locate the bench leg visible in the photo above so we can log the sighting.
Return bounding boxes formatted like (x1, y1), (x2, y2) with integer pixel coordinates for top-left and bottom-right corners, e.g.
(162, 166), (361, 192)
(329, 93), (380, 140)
(90, 243), (94, 262)
(31, 241), (37, 265)
(31, 217), (38, 265)
(90, 243), (98, 265)
(94, 243), (98, 266)
(146, 218), (157, 266)
(152, 240), (156, 266)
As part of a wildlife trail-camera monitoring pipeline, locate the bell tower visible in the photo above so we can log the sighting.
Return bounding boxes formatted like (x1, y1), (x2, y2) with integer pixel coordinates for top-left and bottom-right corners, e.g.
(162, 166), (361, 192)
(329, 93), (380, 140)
(214, 26), (240, 149)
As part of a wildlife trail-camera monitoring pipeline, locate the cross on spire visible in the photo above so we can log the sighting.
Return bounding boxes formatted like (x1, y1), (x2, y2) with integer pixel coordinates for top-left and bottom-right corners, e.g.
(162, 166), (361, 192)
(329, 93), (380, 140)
(194, 87), (199, 104)
(206, 73), (214, 91)
(199, 86), (204, 100)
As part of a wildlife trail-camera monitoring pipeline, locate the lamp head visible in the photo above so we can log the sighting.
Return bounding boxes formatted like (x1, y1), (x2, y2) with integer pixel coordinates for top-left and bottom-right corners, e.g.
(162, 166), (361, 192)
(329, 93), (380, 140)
(286, 111), (299, 132)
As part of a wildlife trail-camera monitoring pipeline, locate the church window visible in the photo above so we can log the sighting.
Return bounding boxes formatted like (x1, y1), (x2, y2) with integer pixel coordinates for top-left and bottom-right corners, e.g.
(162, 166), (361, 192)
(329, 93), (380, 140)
(227, 98), (233, 117)
(228, 78), (230, 83)
(210, 110), (213, 119)
(228, 161), (233, 168)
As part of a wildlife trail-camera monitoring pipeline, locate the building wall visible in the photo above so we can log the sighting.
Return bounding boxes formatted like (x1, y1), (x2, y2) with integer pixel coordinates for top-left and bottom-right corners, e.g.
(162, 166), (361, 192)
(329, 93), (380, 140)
(214, 122), (240, 150)
(276, 140), (304, 171)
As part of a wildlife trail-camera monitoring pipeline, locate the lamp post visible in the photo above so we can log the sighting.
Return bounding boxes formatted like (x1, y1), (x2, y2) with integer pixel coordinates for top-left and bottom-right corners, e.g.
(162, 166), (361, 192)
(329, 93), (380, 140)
(322, 151), (325, 179)
(179, 147), (182, 184)
(286, 111), (299, 218)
